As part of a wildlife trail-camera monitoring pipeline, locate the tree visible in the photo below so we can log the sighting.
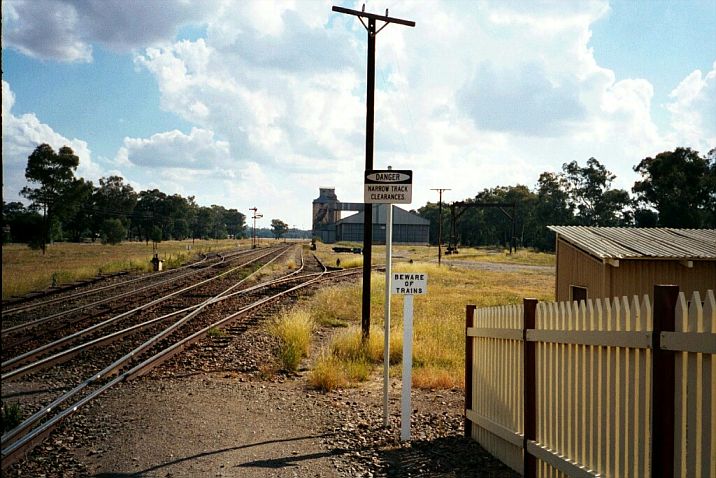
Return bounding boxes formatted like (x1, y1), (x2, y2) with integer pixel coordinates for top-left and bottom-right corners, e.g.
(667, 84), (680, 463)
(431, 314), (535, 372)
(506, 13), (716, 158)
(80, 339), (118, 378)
(532, 172), (573, 250)
(101, 218), (126, 245)
(20, 144), (81, 253)
(133, 189), (168, 243)
(63, 178), (95, 242)
(2, 201), (43, 244)
(562, 158), (632, 226)
(210, 205), (229, 239)
(271, 219), (289, 240)
(633, 147), (716, 228)
(150, 225), (162, 244)
(93, 176), (137, 238)
(223, 208), (247, 239)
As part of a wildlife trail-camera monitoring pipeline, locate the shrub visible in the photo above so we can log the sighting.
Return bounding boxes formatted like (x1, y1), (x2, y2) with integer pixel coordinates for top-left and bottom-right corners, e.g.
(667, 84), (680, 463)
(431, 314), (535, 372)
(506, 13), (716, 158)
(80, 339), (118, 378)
(1, 402), (22, 433)
(101, 218), (126, 245)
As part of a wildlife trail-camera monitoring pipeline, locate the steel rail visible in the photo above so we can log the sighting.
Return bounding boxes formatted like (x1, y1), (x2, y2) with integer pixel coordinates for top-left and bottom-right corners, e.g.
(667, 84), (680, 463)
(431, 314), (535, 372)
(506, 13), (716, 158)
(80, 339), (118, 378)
(1, 246), (288, 371)
(1, 253), (231, 337)
(1, 248), (334, 467)
(1, 253), (213, 317)
(1, 245), (301, 447)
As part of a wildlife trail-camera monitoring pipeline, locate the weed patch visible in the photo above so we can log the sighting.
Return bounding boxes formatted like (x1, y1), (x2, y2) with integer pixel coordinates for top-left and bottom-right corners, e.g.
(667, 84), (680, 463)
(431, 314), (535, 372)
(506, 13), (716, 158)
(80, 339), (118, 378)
(269, 310), (314, 372)
(1, 402), (22, 433)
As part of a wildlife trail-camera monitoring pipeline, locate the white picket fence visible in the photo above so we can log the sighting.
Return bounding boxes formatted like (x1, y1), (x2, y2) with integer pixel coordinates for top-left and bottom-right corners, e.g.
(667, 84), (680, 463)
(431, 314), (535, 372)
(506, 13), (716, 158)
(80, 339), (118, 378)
(465, 288), (716, 478)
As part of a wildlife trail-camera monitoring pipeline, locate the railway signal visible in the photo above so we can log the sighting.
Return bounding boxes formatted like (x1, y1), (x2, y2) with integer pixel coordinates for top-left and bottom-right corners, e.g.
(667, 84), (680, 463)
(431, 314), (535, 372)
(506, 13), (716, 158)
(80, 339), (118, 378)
(249, 207), (263, 249)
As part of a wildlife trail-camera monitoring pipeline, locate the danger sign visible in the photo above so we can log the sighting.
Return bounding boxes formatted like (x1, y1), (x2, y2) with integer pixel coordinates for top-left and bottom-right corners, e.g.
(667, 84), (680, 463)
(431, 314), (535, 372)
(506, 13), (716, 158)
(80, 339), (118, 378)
(392, 272), (427, 295)
(364, 169), (412, 204)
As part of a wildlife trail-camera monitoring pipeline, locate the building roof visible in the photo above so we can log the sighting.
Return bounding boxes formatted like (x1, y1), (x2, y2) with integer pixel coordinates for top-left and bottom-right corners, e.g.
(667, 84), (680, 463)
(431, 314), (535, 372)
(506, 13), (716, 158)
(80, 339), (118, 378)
(548, 226), (716, 260)
(338, 204), (429, 226)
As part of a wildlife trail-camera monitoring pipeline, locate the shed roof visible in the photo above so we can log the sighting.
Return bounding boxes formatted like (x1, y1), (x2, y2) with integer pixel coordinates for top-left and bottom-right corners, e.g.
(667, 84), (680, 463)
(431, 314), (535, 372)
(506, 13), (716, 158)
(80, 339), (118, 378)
(547, 226), (716, 260)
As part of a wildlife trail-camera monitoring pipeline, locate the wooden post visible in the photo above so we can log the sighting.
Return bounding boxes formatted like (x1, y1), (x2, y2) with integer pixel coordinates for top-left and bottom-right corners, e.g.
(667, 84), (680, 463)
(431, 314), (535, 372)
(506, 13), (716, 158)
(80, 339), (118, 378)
(523, 298), (538, 478)
(465, 304), (476, 437)
(651, 284), (678, 478)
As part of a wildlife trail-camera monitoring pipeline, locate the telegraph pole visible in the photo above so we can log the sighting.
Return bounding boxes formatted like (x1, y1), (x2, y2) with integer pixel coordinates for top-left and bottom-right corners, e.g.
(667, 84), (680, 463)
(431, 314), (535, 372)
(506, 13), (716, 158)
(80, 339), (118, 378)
(431, 188), (450, 266)
(332, 4), (415, 340)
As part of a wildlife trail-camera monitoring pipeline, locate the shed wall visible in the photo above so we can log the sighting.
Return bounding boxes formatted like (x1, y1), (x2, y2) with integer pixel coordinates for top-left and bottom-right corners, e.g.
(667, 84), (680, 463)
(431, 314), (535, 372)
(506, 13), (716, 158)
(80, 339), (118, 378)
(555, 239), (607, 301)
(556, 237), (716, 301)
(610, 259), (716, 299)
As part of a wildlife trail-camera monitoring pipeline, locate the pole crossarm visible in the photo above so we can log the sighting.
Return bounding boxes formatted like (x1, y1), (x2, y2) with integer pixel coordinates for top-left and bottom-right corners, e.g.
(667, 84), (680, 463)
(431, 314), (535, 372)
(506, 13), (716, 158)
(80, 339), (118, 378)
(332, 6), (416, 28)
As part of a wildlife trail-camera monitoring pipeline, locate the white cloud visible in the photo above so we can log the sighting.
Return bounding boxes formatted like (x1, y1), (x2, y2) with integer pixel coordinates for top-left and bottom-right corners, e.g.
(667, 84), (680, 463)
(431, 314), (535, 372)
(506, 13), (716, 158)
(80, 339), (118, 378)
(1, 0), (214, 62)
(2, 80), (101, 201)
(126, 0), (678, 218)
(666, 61), (716, 151)
(117, 128), (231, 169)
(2, 0), (91, 62)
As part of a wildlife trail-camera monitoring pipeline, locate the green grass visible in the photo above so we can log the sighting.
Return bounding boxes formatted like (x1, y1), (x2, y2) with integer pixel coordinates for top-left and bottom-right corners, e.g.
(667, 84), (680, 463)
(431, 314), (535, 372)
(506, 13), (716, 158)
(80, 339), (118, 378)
(207, 326), (226, 338)
(2, 239), (244, 299)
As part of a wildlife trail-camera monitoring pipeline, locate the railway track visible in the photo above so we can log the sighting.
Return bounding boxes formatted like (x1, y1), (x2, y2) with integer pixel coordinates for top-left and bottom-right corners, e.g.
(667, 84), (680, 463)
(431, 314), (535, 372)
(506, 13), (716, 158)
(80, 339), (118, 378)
(0, 247), (272, 361)
(0, 248), (254, 336)
(0, 252), (211, 317)
(1, 244), (361, 470)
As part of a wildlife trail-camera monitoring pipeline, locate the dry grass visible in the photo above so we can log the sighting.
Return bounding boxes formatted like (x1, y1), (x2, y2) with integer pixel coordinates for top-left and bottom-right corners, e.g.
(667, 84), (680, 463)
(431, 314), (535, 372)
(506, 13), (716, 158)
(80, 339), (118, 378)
(294, 246), (554, 392)
(1, 239), (244, 299)
(269, 309), (314, 372)
(308, 352), (350, 391)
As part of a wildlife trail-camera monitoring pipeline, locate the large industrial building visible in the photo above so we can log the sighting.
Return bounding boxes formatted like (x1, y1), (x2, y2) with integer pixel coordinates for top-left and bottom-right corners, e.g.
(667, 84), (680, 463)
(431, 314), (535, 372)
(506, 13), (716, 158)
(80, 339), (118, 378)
(312, 188), (429, 244)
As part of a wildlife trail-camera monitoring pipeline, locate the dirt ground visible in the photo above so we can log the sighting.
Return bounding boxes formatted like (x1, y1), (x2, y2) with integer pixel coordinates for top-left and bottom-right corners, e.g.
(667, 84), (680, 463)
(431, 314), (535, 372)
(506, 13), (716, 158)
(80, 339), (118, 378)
(79, 374), (339, 477)
(65, 371), (517, 478)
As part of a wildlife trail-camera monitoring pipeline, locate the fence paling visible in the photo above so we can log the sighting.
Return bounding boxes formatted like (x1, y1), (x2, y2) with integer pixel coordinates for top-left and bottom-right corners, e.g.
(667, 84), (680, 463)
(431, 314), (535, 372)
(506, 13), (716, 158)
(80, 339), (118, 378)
(466, 288), (715, 478)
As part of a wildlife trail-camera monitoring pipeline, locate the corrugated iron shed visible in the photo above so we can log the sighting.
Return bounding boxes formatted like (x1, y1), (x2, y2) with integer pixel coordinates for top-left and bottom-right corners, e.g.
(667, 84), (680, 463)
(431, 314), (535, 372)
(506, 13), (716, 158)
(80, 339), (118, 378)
(547, 226), (716, 260)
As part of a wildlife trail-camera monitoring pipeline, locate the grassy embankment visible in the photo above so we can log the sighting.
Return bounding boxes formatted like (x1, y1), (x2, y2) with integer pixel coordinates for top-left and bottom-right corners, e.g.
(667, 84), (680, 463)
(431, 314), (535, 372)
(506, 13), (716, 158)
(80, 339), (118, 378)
(271, 243), (554, 391)
(1, 239), (248, 300)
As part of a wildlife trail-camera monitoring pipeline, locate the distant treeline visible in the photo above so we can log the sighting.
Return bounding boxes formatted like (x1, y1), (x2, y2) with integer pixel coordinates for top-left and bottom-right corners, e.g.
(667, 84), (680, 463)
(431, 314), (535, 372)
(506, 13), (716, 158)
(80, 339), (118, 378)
(2, 144), (247, 250)
(417, 148), (715, 251)
(3, 144), (714, 252)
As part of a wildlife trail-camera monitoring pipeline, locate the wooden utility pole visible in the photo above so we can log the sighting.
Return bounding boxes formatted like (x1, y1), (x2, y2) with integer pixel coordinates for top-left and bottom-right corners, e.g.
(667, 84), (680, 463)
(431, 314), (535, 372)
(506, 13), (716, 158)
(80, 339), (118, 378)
(332, 5), (415, 340)
(431, 188), (450, 266)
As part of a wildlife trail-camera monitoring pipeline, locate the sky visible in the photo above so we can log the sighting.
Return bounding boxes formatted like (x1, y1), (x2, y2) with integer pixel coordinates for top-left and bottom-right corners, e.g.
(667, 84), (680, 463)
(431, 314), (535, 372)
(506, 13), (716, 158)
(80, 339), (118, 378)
(2, 0), (715, 230)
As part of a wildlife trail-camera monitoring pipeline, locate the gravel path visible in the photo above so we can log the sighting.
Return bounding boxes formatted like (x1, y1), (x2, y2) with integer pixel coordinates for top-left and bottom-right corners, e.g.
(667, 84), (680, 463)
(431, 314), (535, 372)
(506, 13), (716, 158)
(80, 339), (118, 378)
(437, 259), (554, 274)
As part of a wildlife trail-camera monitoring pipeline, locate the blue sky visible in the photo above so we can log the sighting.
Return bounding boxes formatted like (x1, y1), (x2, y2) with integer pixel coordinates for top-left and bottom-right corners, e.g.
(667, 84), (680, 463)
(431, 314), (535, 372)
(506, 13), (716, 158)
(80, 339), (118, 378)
(2, 0), (715, 229)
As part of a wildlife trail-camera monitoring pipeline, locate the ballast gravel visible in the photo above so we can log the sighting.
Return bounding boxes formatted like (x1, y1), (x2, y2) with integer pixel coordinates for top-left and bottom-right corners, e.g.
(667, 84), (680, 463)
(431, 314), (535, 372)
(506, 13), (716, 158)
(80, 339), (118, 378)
(8, 372), (517, 477)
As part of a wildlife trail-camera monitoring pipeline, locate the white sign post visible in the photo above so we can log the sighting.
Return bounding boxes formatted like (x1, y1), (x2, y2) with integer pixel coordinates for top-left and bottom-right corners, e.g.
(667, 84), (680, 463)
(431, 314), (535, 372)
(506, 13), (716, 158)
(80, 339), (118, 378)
(382, 202), (393, 427)
(364, 168), (412, 427)
(392, 272), (427, 441)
